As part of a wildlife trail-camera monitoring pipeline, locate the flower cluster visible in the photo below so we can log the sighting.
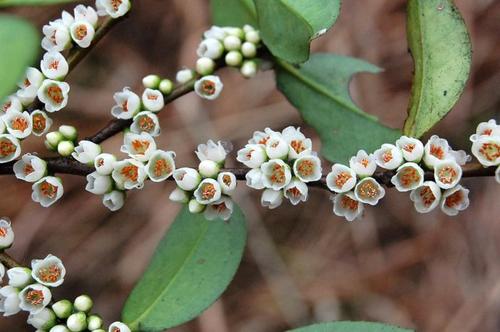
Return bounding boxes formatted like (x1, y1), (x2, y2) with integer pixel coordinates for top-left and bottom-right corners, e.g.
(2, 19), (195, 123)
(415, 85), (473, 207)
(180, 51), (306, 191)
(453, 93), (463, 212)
(0, 217), (131, 331)
(170, 140), (236, 221)
(237, 127), (322, 209)
(470, 119), (500, 184)
(327, 135), (471, 221)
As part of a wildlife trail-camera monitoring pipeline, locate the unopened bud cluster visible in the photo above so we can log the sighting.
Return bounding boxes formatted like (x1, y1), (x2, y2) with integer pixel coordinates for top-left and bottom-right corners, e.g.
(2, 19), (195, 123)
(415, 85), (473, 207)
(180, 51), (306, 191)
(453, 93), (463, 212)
(170, 140), (236, 221)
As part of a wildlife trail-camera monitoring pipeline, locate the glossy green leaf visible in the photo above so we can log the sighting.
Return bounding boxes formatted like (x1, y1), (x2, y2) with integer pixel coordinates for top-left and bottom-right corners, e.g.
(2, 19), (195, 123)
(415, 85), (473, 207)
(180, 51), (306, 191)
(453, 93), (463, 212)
(0, 15), (38, 102)
(276, 54), (400, 164)
(122, 205), (247, 332)
(254, 0), (340, 64)
(288, 321), (414, 332)
(0, 0), (77, 6)
(403, 0), (471, 138)
(210, 0), (257, 27)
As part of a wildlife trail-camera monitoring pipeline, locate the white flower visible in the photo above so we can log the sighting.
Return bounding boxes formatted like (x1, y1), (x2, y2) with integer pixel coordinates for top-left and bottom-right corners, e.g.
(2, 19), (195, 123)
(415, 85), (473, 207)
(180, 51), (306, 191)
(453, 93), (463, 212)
(169, 187), (189, 203)
(121, 132), (157, 162)
(0, 134), (21, 163)
(3, 110), (32, 139)
(194, 75), (223, 100)
(176, 68), (194, 84)
(204, 196), (234, 221)
(0, 218), (14, 249)
(284, 178), (308, 205)
(470, 119), (500, 142)
(32, 176), (64, 207)
(261, 189), (283, 209)
(173, 167), (201, 191)
(28, 307), (56, 330)
(265, 133), (289, 160)
(40, 51), (69, 80)
(217, 172), (236, 195)
(141, 88), (164, 112)
(108, 322), (131, 332)
(326, 164), (357, 193)
(74, 4), (98, 27)
(70, 20), (95, 48)
(130, 111), (161, 136)
(395, 136), (424, 162)
(86, 171), (112, 195)
(349, 150), (376, 177)
(145, 150), (176, 182)
(195, 139), (228, 164)
(13, 154), (47, 183)
(99, 0), (131, 18)
(102, 190), (126, 211)
(19, 284), (52, 314)
(471, 135), (500, 167)
(261, 159), (292, 190)
(0, 286), (21, 317)
(245, 168), (265, 190)
(434, 160), (462, 189)
(31, 111), (53, 136)
(237, 144), (267, 168)
(390, 162), (424, 192)
(16, 67), (44, 105)
(197, 38), (224, 59)
(496, 166), (500, 184)
(332, 192), (364, 221)
(281, 126), (312, 159)
(248, 128), (279, 145)
(440, 185), (470, 216)
(354, 177), (385, 206)
(0, 121), (4, 135)
(111, 87), (141, 119)
(41, 21), (71, 52)
(0, 263), (4, 282)
(94, 153), (116, 175)
(374, 143), (404, 170)
(1, 95), (22, 114)
(194, 178), (222, 205)
(7, 267), (32, 288)
(410, 181), (441, 213)
(60, 10), (75, 27)
(72, 140), (101, 165)
(112, 159), (147, 190)
(31, 254), (66, 287)
(293, 155), (322, 182)
(204, 26), (227, 40)
(37, 80), (70, 113)
(422, 135), (470, 168)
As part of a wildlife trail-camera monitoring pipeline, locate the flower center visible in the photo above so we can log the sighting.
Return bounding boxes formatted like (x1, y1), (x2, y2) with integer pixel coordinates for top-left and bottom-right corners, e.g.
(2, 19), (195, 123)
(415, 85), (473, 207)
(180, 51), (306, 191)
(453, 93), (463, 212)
(270, 164), (286, 184)
(74, 24), (88, 40)
(153, 159), (171, 177)
(360, 158), (370, 168)
(147, 93), (158, 101)
(201, 80), (216, 95)
(11, 117), (29, 132)
(438, 166), (457, 184)
(0, 227), (7, 237)
(48, 60), (59, 70)
(25, 289), (44, 305)
(139, 116), (155, 132)
(290, 140), (305, 154)
(111, 0), (123, 11)
(37, 264), (62, 283)
(419, 186), (436, 207)
(97, 158), (105, 167)
(24, 78), (31, 88)
(122, 100), (128, 112)
(398, 167), (420, 187)
(201, 183), (216, 200)
(50, 30), (57, 44)
(258, 137), (269, 145)
(403, 143), (415, 153)
(24, 164), (34, 175)
(131, 140), (150, 154)
(213, 202), (227, 213)
(222, 174), (232, 186)
(430, 145), (445, 160)
(341, 195), (358, 211)
(287, 187), (301, 198)
(121, 165), (138, 181)
(382, 150), (393, 163)
(335, 172), (352, 188)
(0, 139), (16, 158)
(297, 160), (314, 177)
(479, 142), (500, 161)
(483, 129), (492, 136)
(40, 181), (58, 198)
(445, 190), (463, 208)
(47, 85), (64, 104)
(32, 114), (47, 133)
(2, 101), (11, 112)
(357, 180), (379, 199)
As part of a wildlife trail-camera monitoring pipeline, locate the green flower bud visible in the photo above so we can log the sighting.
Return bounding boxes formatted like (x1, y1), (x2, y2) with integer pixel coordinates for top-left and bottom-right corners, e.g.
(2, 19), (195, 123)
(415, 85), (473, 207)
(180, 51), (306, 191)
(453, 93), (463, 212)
(158, 79), (173, 95)
(52, 299), (73, 319)
(57, 140), (75, 157)
(46, 131), (64, 149)
(58, 125), (78, 141)
(188, 199), (205, 214)
(67, 312), (87, 332)
(142, 74), (161, 89)
(74, 294), (93, 312)
(225, 51), (243, 67)
(87, 314), (103, 331)
(49, 325), (70, 332)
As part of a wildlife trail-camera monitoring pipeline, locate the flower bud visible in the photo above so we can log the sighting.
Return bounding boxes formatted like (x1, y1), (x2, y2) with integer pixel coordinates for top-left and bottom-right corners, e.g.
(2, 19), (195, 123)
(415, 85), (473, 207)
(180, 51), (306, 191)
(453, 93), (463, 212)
(240, 60), (257, 78)
(241, 42), (257, 58)
(102, 190), (126, 211)
(142, 88), (164, 113)
(196, 139), (230, 164)
(57, 141), (75, 157)
(223, 35), (241, 51)
(176, 68), (194, 84)
(46, 131), (64, 149)
(28, 307), (56, 330)
(225, 51), (243, 67)
(87, 314), (103, 330)
(224, 27), (244, 39)
(142, 74), (160, 89)
(67, 312), (87, 332)
(7, 267), (32, 288)
(159, 79), (173, 95)
(198, 160), (220, 178)
(86, 172), (113, 195)
(261, 189), (283, 209)
(173, 167), (202, 191)
(245, 30), (260, 44)
(169, 187), (189, 204)
(94, 153), (117, 176)
(74, 294), (93, 312)
(0, 217), (15, 249)
(196, 57), (215, 76)
(197, 38), (224, 59)
(188, 199), (205, 214)
(0, 285), (21, 316)
(59, 125), (78, 141)
(52, 299), (73, 319)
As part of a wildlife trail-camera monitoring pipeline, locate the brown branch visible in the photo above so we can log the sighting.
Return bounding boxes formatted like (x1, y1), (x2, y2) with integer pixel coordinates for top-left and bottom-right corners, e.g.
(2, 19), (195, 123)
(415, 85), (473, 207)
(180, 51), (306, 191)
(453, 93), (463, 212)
(0, 251), (21, 269)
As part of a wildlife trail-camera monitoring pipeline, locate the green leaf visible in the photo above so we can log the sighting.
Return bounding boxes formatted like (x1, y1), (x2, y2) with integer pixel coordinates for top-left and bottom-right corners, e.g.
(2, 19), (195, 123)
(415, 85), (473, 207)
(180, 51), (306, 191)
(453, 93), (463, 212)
(0, 15), (38, 101)
(210, 0), (257, 27)
(288, 321), (414, 332)
(254, 0), (340, 64)
(122, 205), (247, 332)
(0, 0), (77, 6)
(403, 0), (471, 138)
(276, 54), (400, 164)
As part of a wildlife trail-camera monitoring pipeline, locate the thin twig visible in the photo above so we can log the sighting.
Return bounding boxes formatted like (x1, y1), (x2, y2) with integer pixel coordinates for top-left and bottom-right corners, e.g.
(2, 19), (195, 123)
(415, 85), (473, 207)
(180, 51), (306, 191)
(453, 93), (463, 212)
(0, 251), (21, 269)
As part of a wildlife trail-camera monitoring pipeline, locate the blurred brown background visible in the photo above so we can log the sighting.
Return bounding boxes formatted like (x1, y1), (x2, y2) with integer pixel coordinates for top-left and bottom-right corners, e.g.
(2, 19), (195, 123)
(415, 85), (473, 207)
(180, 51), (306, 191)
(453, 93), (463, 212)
(1, 0), (500, 331)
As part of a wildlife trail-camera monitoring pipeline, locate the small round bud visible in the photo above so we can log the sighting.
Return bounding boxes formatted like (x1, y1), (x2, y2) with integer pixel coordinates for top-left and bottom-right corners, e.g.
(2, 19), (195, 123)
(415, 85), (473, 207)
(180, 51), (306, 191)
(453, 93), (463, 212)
(74, 294), (93, 312)
(243, 24), (255, 33)
(142, 74), (161, 89)
(27, 307), (57, 330)
(50, 325), (70, 332)
(58, 125), (78, 141)
(176, 69), (195, 84)
(46, 131), (64, 149)
(87, 314), (103, 330)
(91, 330), (105, 332)
(67, 312), (87, 332)
(224, 27), (244, 39)
(196, 57), (216, 76)
(52, 299), (73, 319)
(198, 160), (220, 178)
(240, 60), (258, 78)
(57, 140), (75, 157)
(241, 42), (257, 58)
(188, 199), (205, 214)
(169, 187), (189, 204)
(158, 79), (173, 95)
(245, 30), (260, 44)
(223, 35), (241, 51)
(7, 267), (32, 288)
(225, 51), (243, 67)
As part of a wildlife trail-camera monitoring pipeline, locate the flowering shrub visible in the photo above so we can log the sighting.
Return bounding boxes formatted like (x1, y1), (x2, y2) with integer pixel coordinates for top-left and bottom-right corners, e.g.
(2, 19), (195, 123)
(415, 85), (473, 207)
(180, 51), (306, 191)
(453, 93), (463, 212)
(0, 0), (495, 331)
